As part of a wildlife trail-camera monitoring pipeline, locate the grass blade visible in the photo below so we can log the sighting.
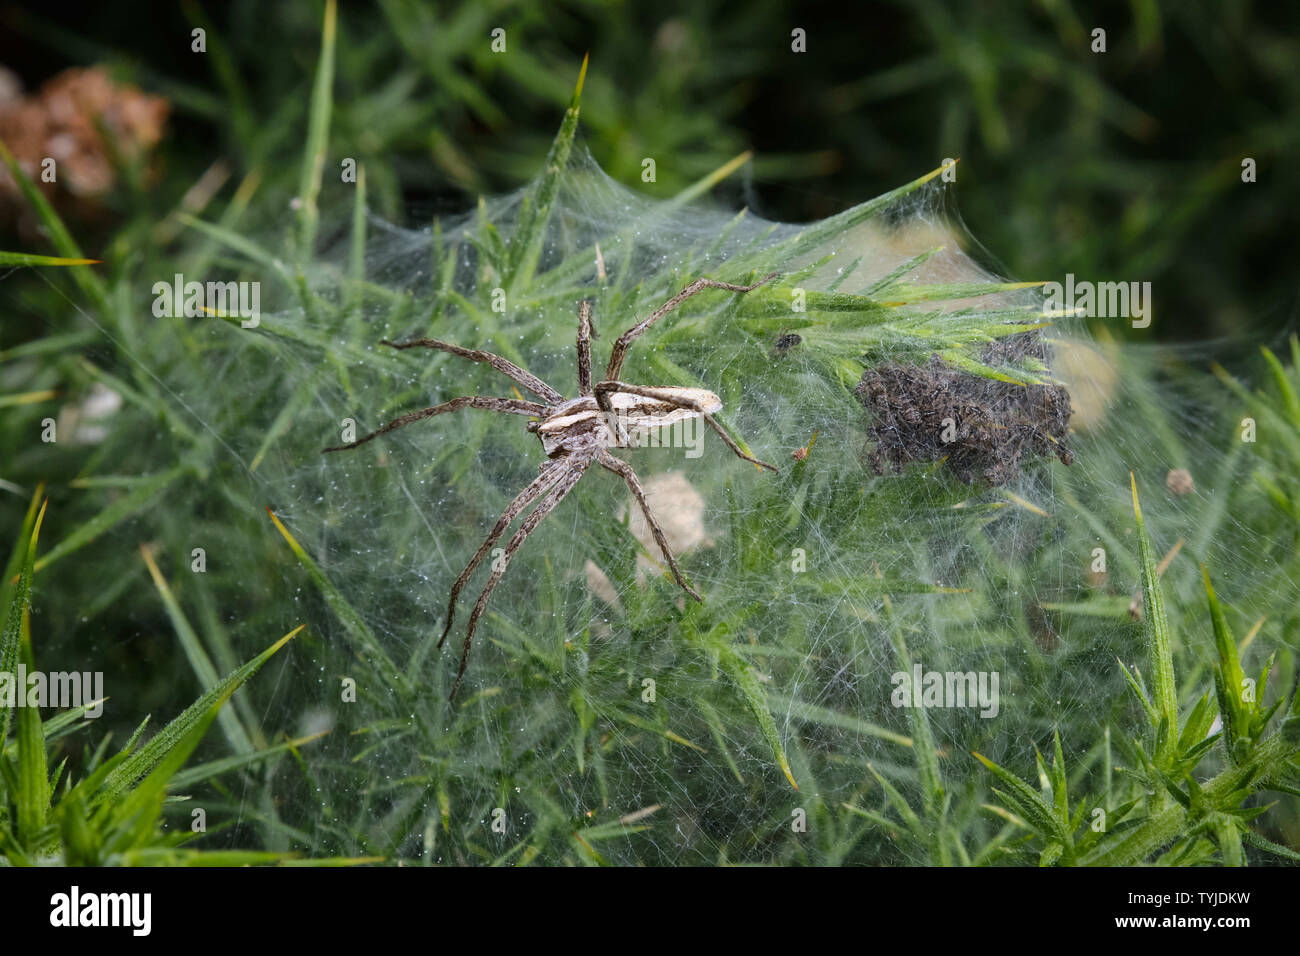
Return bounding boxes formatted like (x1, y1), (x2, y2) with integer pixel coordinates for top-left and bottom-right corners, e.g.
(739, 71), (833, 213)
(0, 251), (101, 267)
(297, 0), (337, 264)
(33, 468), (185, 575)
(16, 618), (49, 846)
(95, 626), (302, 806)
(265, 509), (401, 679)
(1130, 473), (1178, 768)
(506, 54), (587, 293)
(139, 544), (254, 755)
(0, 139), (107, 310)
(1, 499), (46, 746)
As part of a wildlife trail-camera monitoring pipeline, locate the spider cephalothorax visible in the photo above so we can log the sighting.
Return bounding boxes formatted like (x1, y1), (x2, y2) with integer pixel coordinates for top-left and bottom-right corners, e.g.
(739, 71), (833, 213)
(325, 273), (779, 699)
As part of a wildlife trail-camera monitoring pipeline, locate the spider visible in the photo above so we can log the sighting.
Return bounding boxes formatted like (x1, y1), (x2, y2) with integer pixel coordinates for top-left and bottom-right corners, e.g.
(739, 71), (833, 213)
(325, 272), (780, 699)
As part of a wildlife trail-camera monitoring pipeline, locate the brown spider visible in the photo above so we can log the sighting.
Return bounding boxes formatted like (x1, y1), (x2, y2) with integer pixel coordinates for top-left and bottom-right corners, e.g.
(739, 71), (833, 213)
(325, 273), (780, 699)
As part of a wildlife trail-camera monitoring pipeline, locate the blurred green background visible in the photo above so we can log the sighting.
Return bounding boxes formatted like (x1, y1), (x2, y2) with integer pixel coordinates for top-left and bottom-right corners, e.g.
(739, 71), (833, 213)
(4, 0), (1297, 344)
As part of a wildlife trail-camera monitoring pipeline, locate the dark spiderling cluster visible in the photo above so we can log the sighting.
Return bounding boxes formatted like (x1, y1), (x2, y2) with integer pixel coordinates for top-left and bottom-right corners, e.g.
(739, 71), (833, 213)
(855, 332), (1073, 486)
(772, 333), (802, 357)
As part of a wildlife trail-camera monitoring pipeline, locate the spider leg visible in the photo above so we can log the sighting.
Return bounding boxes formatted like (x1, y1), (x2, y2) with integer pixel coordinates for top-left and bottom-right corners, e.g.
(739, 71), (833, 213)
(594, 381), (779, 473)
(597, 449), (702, 602)
(698, 413), (778, 472)
(576, 300), (594, 397)
(436, 459), (565, 652)
(381, 338), (564, 404)
(604, 272), (779, 381)
(323, 396), (547, 452)
(450, 459), (590, 701)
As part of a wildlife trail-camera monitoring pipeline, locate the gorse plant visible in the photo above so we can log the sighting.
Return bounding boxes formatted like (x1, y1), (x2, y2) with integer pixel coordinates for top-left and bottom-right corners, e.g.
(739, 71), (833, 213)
(1, 1), (1298, 866)
(0, 493), (305, 865)
(970, 478), (1300, 866)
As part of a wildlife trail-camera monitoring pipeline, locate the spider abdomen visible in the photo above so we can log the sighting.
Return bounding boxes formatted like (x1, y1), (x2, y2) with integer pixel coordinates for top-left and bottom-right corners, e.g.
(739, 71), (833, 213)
(534, 387), (722, 456)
